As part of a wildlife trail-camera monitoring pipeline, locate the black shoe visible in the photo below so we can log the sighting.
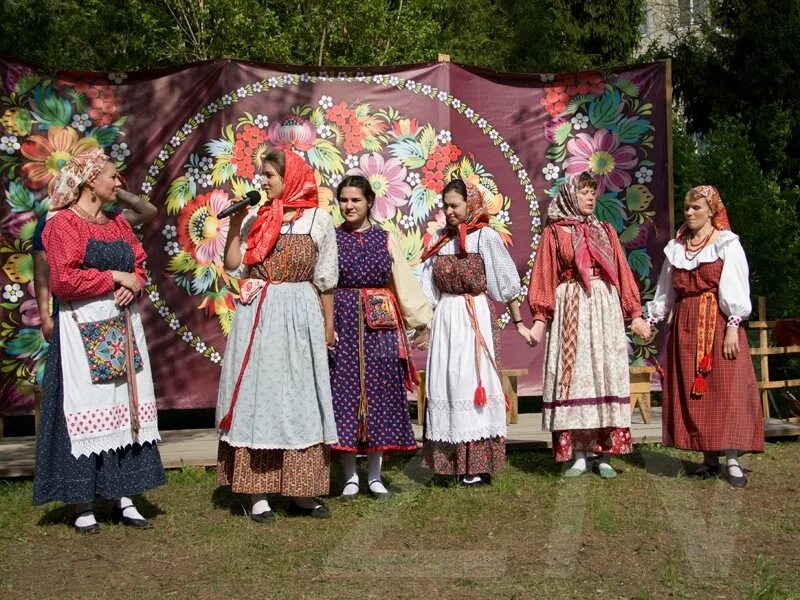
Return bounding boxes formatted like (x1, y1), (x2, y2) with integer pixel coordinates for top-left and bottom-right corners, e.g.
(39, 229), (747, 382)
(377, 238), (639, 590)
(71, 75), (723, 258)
(289, 500), (331, 519)
(112, 505), (154, 529)
(250, 509), (276, 523)
(461, 474), (491, 487)
(726, 465), (748, 489)
(367, 480), (390, 500)
(73, 510), (100, 535)
(688, 463), (720, 479)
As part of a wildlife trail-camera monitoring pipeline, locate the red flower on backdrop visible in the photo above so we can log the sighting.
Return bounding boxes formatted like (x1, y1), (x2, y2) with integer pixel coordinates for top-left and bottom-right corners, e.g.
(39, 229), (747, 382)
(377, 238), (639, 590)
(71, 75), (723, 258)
(231, 124), (268, 180)
(540, 72), (605, 118)
(63, 77), (123, 126)
(20, 125), (99, 191)
(420, 142), (462, 194)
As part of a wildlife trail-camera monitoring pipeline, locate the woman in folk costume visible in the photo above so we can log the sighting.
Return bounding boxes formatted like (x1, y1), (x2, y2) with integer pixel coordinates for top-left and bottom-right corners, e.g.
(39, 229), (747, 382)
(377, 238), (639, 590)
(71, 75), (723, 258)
(329, 175), (432, 500)
(645, 185), (763, 488)
(420, 178), (531, 486)
(216, 149), (339, 521)
(528, 172), (650, 478)
(33, 148), (164, 533)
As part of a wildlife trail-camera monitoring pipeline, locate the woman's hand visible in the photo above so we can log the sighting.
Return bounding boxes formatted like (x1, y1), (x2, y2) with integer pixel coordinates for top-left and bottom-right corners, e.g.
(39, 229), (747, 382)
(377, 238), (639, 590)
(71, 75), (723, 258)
(630, 317), (651, 340)
(40, 314), (54, 341)
(112, 271), (142, 296)
(530, 320), (546, 347)
(723, 327), (740, 360)
(326, 326), (338, 351)
(412, 327), (430, 351)
(515, 321), (534, 347)
(115, 286), (135, 307)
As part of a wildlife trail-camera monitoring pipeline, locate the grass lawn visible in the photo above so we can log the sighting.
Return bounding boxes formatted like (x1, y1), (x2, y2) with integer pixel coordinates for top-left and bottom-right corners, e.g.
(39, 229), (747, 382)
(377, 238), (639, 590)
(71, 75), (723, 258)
(0, 442), (798, 599)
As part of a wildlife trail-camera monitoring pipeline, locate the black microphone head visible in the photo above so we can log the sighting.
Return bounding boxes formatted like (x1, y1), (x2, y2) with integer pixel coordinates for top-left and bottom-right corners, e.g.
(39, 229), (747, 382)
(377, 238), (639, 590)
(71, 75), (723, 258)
(245, 190), (261, 205)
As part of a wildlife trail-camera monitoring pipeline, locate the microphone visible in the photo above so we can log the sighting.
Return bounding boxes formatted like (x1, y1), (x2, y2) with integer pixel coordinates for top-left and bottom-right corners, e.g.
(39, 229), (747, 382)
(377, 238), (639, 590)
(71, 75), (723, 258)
(217, 190), (262, 219)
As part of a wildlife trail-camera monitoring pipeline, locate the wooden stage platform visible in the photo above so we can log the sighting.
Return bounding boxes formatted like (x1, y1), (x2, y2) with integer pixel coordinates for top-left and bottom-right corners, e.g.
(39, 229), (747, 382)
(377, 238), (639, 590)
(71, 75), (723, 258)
(2, 408), (798, 478)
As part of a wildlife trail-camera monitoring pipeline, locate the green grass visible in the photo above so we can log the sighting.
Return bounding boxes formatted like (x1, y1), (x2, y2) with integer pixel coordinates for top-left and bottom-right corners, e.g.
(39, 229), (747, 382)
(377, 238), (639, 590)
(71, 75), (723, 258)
(1, 444), (799, 599)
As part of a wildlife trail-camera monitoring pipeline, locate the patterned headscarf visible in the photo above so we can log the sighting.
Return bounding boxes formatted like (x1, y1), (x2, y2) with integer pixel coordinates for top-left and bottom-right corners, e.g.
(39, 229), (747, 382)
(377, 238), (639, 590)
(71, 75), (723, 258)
(547, 172), (618, 293)
(421, 180), (490, 261)
(49, 147), (110, 210)
(243, 150), (319, 265)
(676, 185), (731, 239)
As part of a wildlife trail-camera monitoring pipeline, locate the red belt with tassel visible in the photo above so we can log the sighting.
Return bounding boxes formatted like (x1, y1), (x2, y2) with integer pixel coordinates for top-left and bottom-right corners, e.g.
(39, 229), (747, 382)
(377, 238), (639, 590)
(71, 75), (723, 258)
(691, 291), (718, 399)
(463, 294), (507, 411)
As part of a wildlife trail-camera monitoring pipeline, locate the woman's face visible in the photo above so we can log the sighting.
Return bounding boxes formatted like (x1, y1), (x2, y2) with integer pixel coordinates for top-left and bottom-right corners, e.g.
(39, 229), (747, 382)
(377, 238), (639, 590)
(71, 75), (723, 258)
(262, 161), (284, 199)
(684, 193), (713, 231)
(91, 161), (122, 203)
(443, 191), (468, 226)
(338, 186), (371, 227)
(576, 184), (597, 216)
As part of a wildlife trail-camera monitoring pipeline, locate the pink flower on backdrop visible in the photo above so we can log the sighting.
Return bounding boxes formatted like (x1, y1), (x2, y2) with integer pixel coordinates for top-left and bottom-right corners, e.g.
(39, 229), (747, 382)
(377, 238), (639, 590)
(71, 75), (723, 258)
(563, 130), (637, 195)
(348, 153), (410, 220)
(267, 115), (316, 152)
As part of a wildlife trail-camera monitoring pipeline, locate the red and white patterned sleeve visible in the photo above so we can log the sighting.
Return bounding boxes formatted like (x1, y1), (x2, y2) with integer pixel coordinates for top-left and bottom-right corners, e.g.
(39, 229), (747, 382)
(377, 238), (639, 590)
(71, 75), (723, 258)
(42, 212), (115, 301)
(527, 224), (559, 323)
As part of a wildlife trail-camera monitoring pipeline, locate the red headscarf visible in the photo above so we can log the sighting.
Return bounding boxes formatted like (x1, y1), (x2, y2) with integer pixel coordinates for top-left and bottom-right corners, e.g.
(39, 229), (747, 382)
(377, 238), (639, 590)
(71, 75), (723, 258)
(420, 180), (489, 262)
(243, 150), (318, 265)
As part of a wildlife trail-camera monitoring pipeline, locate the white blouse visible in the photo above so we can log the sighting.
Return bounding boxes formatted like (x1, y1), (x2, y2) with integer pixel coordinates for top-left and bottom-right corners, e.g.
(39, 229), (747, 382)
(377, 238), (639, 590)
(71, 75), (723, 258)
(420, 227), (522, 309)
(225, 207), (338, 292)
(645, 230), (752, 328)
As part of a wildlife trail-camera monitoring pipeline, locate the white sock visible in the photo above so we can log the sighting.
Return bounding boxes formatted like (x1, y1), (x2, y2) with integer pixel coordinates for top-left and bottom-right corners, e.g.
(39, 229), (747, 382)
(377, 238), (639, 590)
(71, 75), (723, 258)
(367, 451), (383, 483)
(118, 496), (145, 521)
(251, 494), (271, 515)
(571, 451), (587, 472)
(74, 502), (96, 528)
(462, 475), (482, 484)
(341, 453), (359, 482)
(294, 497), (321, 510)
(598, 453), (614, 468)
(725, 450), (743, 478)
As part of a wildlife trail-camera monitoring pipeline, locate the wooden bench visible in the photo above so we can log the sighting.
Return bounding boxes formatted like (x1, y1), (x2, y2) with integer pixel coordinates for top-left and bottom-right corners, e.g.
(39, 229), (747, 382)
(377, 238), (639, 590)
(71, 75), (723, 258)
(629, 365), (655, 424)
(415, 369), (529, 426)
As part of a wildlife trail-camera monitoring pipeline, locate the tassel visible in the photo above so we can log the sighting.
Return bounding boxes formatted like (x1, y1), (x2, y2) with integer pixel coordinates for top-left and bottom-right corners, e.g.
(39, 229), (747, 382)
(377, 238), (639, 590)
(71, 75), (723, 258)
(691, 374), (706, 397)
(698, 354), (712, 373)
(357, 418), (368, 443)
(474, 384), (488, 408)
(218, 412), (232, 433)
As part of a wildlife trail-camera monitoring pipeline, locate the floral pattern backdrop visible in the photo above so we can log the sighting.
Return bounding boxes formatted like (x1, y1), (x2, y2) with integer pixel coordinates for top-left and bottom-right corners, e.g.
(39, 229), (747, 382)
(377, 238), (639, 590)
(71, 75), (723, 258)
(0, 59), (669, 414)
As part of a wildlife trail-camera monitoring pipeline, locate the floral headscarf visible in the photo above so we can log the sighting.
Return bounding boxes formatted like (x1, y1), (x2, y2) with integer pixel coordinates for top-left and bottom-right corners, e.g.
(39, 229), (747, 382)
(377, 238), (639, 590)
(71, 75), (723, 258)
(676, 185), (731, 240)
(49, 147), (110, 210)
(243, 150), (319, 265)
(547, 172), (619, 293)
(421, 180), (490, 261)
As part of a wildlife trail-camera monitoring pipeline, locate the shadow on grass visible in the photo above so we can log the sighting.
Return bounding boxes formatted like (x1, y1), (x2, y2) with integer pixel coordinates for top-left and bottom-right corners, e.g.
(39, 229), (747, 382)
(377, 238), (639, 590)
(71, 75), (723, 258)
(36, 494), (164, 526)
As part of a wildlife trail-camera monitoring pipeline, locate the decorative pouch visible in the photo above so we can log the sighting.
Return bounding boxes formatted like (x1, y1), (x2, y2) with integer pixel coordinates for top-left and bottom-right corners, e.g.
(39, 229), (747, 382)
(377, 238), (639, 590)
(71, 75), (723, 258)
(361, 288), (399, 330)
(73, 310), (142, 384)
(239, 278), (267, 305)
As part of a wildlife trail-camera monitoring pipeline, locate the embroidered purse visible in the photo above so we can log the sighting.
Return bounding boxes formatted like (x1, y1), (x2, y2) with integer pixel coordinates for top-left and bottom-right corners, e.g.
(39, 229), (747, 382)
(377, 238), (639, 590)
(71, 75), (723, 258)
(361, 288), (399, 329)
(73, 310), (143, 384)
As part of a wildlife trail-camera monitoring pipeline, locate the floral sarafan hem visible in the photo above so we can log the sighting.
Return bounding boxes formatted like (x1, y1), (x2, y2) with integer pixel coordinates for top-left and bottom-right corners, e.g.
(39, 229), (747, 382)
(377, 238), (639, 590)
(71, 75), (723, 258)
(552, 427), (632, 463)
(422, 437), (505, 476)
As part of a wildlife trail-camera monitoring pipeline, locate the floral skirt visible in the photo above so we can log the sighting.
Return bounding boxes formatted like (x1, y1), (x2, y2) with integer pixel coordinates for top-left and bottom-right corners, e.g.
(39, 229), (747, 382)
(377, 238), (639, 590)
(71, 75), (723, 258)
(552, 427), (632, 463)
(422, 437), (505, 476)
(216, 442), (330, 497)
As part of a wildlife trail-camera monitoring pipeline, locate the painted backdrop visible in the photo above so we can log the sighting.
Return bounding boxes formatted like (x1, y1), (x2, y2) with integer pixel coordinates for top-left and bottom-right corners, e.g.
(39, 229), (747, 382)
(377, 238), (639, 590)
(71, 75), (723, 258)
(0, 58), (670, 415)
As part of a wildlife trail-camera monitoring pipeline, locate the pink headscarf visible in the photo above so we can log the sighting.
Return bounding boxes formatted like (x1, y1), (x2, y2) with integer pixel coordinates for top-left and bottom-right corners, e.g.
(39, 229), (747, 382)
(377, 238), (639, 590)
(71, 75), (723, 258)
(547, 172), (618, 293)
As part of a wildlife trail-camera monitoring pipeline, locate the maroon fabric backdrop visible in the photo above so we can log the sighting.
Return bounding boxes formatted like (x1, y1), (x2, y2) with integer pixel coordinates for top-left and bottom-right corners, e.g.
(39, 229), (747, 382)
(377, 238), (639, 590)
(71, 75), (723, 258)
(0, 58), (670, 415)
